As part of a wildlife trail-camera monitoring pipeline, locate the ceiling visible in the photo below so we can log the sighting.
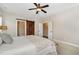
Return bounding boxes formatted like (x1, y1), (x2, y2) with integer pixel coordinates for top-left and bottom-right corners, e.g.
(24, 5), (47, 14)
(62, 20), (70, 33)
(0, 3), (79, 20)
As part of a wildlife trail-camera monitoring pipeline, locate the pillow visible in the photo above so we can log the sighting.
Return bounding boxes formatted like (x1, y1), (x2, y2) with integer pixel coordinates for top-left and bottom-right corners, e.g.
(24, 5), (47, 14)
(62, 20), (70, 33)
(0, 33), (13, 44)
(0, 38), (2, 45)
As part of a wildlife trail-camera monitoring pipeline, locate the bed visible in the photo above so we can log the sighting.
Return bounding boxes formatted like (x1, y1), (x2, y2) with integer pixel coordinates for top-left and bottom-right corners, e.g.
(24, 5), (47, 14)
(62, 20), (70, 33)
(0, 35), (57, 55)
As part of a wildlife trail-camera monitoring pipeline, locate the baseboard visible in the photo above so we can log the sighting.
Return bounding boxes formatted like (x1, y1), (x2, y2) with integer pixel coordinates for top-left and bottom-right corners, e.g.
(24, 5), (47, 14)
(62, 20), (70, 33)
(53, 39), (79, 48)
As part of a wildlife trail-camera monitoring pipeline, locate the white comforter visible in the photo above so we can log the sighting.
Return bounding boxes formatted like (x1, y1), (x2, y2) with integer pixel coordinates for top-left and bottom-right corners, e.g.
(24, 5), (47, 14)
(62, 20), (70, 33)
(0, 35), (57, 55)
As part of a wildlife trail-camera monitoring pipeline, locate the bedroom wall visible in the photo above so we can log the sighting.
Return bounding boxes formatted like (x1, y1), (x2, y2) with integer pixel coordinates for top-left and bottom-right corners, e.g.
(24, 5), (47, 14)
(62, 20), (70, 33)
(2, 13), (27, 36)
(53, 6), (79, 54)
(35, 19), (40, 36)
(0, 8), (3, 32)
(54, 6), (79, 45)
(2, 13), (16, 36)
(0, 12), (1, 16)
(0, 8), (2, 16)
(0, 8), (15, 34)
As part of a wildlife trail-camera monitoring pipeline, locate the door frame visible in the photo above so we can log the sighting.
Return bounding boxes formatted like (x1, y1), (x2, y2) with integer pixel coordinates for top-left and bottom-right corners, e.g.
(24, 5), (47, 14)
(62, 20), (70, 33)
(39, 21), (53, 40)
(16, 20), (26, 36)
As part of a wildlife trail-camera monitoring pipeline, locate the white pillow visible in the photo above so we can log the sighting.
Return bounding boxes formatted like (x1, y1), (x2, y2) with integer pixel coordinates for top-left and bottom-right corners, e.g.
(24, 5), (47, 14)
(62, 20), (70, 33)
(0, 33), (13, 44)
(0, 38), (2, 45)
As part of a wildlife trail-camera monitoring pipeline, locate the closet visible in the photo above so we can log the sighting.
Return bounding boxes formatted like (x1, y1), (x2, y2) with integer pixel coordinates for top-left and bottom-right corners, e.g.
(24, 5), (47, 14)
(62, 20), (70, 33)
(17, 19), (35, 36)
(27, 20), (34, 35)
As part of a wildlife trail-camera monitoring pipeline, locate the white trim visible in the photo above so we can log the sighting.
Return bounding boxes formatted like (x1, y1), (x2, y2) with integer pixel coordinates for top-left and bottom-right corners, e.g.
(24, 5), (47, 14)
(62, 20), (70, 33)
(53, 39), (79, 48)
(16, 20), (26, 36)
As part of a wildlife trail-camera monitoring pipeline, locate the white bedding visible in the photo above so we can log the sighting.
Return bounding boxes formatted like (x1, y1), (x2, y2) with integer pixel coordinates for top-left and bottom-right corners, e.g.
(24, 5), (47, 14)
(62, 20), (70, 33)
(0, 37), (36, 55)
(0, 35), (57, 55)
(26, 35), (57, 55)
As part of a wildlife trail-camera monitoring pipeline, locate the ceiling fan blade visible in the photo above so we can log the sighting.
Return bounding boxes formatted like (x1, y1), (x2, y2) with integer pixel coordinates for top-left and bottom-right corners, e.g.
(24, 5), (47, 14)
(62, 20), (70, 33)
(28, 8), (37, 10)
(41, 5), (49, 8)
(36, 11), (38, 14)
(34, 3), (37, 6)
(41, 9), (47, 13)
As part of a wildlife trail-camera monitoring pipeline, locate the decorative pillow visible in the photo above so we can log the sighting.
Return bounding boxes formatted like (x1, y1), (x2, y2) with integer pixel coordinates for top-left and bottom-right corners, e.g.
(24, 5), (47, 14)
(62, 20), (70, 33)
(0, 33), (13, 44)
(0, 38), (2, 45)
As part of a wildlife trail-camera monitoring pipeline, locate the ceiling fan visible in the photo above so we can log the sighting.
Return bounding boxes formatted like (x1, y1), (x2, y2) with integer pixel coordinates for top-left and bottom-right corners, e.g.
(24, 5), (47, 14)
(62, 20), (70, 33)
(28, 3), (49, 14)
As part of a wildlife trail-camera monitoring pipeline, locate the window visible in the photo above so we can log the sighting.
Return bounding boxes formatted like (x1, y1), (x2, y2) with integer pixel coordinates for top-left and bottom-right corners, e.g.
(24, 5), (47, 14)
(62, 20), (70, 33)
(0, 16), (2, 25)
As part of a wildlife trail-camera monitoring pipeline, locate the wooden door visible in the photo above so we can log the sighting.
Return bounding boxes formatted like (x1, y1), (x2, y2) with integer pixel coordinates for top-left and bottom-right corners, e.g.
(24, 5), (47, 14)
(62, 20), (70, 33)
(17, 20), (26, 36)
(26, 21), (34, 35)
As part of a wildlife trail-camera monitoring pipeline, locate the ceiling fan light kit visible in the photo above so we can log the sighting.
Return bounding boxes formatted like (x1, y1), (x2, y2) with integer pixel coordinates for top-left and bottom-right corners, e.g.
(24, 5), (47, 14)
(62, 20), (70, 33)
(36, 8), (41, 11)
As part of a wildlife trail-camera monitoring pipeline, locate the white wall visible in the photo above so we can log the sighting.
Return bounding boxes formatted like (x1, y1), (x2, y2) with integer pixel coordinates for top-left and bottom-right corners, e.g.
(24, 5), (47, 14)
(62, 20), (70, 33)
(0, 12), (1, 16)
(0, 9), (16, 34)
(53, 6), (79, 54)
(54, 6), (79, 45)
(2, 13), (16, 36)
(0, 8), (3, 32)
(35, 19), (40, 36)
(0, 8), (2, 16)
(0, 9), (16, 36)
(2, 13), (27, 36)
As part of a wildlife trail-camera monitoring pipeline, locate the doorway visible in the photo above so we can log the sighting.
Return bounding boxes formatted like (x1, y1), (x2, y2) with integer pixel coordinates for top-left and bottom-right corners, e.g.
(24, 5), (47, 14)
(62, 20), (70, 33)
(43, 22), (48, 38)
(17, 20), (26, 36)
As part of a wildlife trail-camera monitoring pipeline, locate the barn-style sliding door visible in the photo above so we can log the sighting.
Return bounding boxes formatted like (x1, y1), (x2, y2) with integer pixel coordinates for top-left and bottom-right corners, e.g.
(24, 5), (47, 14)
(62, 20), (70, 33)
(16, 19), (35, 36)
